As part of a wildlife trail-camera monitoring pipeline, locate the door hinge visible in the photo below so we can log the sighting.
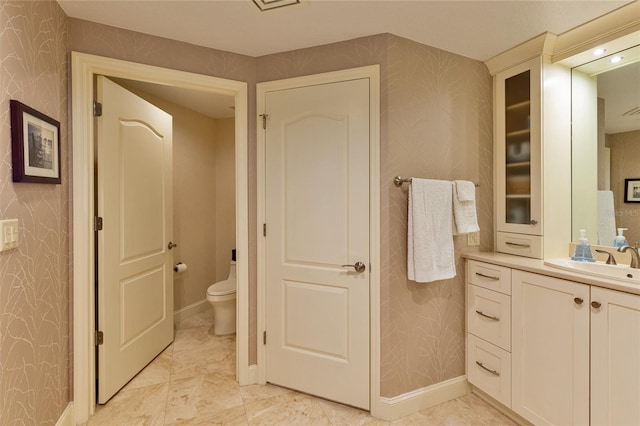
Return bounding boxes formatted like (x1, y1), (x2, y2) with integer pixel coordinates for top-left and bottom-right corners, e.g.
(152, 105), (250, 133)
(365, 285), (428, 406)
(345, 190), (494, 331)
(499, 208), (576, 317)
(95, 330), (104, 346)
(260, 113), (268, 130)
(95, 216), (103, 231)
(93, 101), (103, 117)
(263, 223), (266, 237)
(263, 330), (267, 345)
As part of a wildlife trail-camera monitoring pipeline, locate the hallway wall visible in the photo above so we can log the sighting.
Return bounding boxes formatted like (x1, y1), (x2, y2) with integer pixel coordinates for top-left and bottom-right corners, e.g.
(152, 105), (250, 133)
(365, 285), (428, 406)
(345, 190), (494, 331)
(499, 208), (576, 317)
(0, 1), (70, 424)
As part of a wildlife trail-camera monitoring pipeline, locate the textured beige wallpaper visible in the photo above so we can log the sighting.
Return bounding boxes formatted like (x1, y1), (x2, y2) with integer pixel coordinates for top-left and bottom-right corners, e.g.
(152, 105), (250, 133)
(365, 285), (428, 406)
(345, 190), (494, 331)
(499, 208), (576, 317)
(0, 1), (70, 424)
(382, 35), (493, 396)
(609, 130), (640, 245)
(69, 22), (493, 397)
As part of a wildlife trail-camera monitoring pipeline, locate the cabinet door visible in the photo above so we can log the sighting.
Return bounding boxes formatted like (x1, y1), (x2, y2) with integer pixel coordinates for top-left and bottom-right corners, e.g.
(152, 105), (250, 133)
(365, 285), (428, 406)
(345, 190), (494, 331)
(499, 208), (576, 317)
(512, 270), (589, 425)
(495, 57), (542, 235)
(591, 287), (640, 426)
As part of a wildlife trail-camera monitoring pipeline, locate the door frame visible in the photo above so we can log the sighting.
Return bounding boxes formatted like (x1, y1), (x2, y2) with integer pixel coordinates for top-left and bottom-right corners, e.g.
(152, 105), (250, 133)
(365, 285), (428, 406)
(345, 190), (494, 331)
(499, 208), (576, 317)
(71, 52), (249, 423)
(256, 65), (381, 414)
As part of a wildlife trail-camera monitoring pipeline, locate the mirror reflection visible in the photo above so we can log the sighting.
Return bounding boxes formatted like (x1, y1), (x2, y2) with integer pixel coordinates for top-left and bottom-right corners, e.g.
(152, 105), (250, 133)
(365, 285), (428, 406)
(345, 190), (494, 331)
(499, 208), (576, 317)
(572, 44), (640, 247)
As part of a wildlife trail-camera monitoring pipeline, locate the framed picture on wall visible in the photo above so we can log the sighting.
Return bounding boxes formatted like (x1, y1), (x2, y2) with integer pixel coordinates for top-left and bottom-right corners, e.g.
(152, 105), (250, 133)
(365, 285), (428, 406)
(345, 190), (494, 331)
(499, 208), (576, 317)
(10, 100), (61, 184)
(624, 178), (640, 203)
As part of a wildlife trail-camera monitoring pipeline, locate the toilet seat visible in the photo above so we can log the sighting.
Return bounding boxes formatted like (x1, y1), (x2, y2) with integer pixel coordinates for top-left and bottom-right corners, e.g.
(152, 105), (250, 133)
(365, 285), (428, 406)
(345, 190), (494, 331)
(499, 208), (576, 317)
(207, 279), (236, 297)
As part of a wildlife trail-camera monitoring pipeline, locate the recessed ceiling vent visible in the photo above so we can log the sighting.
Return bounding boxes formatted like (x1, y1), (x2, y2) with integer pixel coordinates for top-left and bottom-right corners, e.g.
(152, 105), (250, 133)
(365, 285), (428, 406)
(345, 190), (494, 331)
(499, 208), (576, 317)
(622, 106), (640, 117)
(253, 0), (300, 11)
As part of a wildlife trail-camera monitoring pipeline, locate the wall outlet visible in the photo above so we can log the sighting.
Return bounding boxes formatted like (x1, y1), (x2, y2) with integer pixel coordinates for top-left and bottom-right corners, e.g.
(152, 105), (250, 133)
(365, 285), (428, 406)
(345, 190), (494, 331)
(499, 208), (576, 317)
(467, 231), (480, 246)
(0, 219), (19, 252)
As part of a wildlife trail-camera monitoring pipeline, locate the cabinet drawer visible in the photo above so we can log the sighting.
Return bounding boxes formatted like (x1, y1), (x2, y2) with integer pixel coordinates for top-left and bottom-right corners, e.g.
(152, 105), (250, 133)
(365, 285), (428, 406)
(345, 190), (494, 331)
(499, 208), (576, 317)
(497, 232), (543, 259)
(467, 333), (512, 408)
(467, 260), (512, 295)
(467, 285), (511, 350)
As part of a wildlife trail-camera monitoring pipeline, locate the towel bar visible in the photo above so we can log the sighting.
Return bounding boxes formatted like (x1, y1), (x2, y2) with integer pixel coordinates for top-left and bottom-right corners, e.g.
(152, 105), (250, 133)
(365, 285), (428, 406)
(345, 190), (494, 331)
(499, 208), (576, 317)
(394, 176), (480, 187)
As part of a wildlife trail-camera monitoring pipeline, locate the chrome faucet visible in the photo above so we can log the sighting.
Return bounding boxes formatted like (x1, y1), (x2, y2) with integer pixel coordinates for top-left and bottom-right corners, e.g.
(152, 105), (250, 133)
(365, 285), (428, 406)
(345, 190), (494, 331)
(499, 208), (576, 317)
(618, 245), (640, 269)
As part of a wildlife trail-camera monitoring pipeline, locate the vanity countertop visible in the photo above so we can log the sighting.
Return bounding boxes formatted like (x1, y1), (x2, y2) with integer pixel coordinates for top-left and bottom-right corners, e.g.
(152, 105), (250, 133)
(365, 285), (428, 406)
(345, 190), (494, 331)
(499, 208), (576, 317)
(463, 251), (640, 296)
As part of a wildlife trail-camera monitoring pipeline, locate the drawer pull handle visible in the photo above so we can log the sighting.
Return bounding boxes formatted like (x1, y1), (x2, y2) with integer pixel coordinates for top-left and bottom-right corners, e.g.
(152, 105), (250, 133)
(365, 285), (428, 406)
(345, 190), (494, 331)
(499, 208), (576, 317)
(475, 310), (500, 321)
(591, 301), (602, 309)
(475, 272), (499, 281)
(506, 241), (531, 248)
(476, 361), (500, 376)
(574, 297), (584, 305)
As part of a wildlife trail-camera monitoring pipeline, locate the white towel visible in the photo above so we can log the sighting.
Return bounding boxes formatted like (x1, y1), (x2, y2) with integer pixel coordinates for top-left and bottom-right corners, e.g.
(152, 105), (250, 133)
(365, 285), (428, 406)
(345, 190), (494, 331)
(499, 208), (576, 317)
(453, 180), (480, 235)
(597, 190), (616, 245)
(408, 179), (456, 283)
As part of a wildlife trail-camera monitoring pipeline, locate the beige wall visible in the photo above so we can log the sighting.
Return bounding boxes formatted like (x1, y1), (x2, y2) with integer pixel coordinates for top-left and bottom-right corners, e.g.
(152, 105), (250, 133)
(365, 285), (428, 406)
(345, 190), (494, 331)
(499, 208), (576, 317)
(214, 118), (237, 281)
(168, 101), (217, 310)
(383, 35), (493, 396)
(68, 21), (493, 402)
(609, 130), (640, 245)
(0, 1), (70, 424)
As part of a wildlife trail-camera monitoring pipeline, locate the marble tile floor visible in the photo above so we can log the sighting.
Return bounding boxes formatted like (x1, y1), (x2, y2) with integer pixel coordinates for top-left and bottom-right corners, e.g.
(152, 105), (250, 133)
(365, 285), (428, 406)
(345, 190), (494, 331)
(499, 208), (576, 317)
(86, 309), (516, 426)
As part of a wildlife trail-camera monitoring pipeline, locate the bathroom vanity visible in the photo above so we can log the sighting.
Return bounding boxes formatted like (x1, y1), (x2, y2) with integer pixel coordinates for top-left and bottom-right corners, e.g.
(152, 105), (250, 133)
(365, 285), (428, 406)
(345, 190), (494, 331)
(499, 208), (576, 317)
(468, 2), (640, 424)
(464, 253), (640, 426)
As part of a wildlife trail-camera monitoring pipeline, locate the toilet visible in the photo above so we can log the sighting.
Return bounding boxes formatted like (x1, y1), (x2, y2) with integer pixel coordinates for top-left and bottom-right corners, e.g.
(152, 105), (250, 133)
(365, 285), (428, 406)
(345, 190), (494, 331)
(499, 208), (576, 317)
(206, 260), (236, 335)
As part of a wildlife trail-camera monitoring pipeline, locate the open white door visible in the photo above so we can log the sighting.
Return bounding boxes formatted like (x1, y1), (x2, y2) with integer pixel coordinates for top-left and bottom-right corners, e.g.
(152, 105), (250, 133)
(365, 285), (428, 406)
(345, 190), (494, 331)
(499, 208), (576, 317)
(264, 78), (370, 409)
(96, 76), (174, 403)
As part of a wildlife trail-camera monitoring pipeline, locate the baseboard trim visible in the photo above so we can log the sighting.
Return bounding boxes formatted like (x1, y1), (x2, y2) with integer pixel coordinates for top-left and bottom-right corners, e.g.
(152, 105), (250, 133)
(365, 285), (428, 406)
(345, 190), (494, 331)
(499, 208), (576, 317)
(55, 402), (74, 426)
(174, 299), (211, 324)
(246, 364), (258, 384)
(376, 376), (470, 421)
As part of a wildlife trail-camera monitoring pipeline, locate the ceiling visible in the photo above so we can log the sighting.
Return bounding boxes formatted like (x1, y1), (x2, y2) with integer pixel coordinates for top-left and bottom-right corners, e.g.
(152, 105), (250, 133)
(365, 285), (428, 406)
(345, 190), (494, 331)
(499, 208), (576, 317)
(60, 1), (637, 121)
(113, 78), (236, 119)
(575, 44), (640, 134)
(58, 0), (632, 62)
(597, 61), (640, 134)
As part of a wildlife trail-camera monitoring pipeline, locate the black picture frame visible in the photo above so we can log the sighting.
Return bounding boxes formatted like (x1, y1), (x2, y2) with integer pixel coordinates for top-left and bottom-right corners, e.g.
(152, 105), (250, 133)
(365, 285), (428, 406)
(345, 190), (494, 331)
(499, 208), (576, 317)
(624, 178), (640, 203)
(10, 100), (61, 184)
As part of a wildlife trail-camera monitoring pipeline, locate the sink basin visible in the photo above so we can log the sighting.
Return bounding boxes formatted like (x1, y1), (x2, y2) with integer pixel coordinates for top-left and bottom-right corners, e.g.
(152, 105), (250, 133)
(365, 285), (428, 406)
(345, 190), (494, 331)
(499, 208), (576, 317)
(544, 258), (640, 284)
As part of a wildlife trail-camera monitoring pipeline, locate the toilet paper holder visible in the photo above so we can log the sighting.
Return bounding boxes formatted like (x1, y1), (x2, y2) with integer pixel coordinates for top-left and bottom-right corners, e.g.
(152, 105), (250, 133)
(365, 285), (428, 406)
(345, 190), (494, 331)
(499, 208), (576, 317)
(174, 262), (187, 273)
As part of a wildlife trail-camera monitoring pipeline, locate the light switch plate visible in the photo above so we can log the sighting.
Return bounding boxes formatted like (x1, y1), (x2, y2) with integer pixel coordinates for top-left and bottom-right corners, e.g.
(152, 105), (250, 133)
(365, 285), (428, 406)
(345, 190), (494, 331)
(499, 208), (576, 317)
(0, 219), (19, 252)
(467, 231), (480, 246)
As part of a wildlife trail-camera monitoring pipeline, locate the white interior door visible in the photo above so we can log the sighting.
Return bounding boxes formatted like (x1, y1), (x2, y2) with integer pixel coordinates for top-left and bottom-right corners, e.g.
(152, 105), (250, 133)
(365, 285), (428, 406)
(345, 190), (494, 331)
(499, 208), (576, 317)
(264, 78), (370, 409)
(96, 76), (174, 403)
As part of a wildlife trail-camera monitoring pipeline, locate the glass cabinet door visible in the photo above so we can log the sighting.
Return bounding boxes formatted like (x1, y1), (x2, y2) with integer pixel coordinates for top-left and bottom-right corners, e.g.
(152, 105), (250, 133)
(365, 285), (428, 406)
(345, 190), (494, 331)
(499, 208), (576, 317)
(504, 70), (531, 225)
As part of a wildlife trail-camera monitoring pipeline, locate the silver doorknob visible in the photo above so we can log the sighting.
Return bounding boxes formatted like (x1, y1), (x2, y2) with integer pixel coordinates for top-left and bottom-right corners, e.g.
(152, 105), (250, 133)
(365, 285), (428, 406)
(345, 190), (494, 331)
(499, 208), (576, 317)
(168, 242), (177, 250)
(341, 261), (366, 273)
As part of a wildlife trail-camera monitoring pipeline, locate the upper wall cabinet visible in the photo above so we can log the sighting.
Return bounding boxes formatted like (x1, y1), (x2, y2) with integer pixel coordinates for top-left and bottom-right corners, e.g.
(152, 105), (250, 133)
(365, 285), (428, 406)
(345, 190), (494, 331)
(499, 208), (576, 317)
(490, 36), (572, 259)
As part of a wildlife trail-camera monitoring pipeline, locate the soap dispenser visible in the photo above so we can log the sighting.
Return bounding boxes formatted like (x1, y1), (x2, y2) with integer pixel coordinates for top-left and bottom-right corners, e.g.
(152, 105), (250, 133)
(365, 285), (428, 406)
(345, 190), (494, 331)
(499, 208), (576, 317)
(613, 228), (629, 248)
(572, 229), (595, 262)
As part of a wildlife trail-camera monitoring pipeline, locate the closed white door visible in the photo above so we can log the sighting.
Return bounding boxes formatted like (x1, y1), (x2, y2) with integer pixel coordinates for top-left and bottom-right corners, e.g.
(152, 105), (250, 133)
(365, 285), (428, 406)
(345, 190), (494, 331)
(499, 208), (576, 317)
(96, 76), (174, 403)
(264, 78), (370, 409)
(591, 287), (640, 426)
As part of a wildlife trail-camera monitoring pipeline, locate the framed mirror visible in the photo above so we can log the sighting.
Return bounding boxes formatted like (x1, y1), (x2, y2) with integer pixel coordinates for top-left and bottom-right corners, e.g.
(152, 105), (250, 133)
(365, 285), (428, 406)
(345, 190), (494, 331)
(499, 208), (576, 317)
(571, 42), (640, 246)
